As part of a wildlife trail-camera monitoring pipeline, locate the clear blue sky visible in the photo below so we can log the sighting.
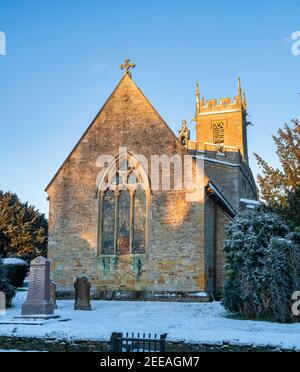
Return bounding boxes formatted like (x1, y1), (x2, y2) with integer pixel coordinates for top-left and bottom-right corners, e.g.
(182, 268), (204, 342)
(0, 0), (300, 215)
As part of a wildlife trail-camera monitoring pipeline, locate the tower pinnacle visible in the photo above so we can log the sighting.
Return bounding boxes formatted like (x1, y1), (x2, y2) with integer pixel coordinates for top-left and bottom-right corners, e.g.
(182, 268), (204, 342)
(243, 92), (247, 110)
(237, 77), (242, 98)
(196, 82), (201, 114)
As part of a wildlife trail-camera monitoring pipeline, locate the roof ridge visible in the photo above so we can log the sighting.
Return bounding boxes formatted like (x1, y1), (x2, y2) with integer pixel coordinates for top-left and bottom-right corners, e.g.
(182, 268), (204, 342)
(45, 74), (185, 192)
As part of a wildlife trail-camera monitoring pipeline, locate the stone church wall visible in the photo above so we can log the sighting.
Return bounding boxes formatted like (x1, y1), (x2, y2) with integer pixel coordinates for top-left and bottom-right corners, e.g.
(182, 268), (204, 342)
(47, 75), (207, 298)
(204, 160), (257, 212)
(215, 207), (231, 296)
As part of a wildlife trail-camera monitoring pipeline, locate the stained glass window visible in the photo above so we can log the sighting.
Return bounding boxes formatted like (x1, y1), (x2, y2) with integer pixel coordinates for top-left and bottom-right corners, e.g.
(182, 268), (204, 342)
(100, 158), (147, 256)
(119, 160), (128, 172)
(110, 173), (120, 186)
(132, 190), (146, 254)
(117, 190), (131, 255)
(128, 172), (138, 185)
(102, 191), (115, 255)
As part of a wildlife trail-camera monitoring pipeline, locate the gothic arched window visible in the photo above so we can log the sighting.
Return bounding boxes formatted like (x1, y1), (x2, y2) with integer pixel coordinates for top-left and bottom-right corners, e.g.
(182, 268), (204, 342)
(99, 158), (148, 256)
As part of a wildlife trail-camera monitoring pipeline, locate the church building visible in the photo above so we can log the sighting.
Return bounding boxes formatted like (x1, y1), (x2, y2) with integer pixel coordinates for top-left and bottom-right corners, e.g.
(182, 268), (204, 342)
(46, 60), (258, 301)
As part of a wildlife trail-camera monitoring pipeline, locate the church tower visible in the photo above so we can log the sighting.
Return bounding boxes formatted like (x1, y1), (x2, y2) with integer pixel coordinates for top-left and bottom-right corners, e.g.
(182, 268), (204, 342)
(182, 78), (258, 212)
(194, 79), (249, 164)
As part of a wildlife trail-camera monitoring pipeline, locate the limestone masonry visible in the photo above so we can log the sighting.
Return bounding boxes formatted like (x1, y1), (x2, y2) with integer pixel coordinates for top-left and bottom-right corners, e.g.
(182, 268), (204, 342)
(46, 63), (258, 300)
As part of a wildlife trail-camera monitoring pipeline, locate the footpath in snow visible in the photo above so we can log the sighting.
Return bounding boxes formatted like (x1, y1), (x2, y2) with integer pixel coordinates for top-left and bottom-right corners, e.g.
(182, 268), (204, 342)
(0, 292), (300, 350)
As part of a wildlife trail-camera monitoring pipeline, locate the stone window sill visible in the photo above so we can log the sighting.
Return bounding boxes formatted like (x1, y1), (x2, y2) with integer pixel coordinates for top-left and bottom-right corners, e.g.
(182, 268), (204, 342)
(98, 253), (147, 259)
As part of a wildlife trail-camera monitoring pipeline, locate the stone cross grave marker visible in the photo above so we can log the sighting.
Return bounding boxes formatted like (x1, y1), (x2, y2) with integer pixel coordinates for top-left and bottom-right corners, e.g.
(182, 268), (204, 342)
(74, 275), (91, 311)
(21, 257), (54, 316)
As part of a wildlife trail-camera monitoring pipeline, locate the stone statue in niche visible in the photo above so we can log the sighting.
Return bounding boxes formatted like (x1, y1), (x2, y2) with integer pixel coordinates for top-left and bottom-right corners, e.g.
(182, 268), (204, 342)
(178, 120), (190, 147)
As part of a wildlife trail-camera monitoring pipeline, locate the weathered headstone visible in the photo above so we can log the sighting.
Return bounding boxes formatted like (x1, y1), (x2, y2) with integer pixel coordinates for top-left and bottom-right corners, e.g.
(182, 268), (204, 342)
(50, 280), (57, 310)
(74, 275), (91, 311)
(0, 291), (5, 316)
(21, 257), (54, 316)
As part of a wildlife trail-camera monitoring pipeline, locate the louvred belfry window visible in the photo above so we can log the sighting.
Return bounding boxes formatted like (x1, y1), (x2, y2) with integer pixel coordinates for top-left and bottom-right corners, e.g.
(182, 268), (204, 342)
(100, 158), (147, 256)
(213, 122), (225, 146)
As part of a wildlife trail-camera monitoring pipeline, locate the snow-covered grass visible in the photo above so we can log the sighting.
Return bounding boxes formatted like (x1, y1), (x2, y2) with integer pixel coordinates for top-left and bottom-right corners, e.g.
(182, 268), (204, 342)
(1, 292), (300, 350)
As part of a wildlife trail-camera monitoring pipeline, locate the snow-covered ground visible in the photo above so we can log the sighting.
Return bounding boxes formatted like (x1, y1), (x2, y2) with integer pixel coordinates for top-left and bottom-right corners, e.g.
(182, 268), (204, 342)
(1, 292), (300, 350)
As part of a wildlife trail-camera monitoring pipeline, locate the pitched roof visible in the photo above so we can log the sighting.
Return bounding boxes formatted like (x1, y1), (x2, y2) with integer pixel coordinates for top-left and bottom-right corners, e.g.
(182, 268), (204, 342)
(45, 73), (183, 192)
(206, 181), (236, 219)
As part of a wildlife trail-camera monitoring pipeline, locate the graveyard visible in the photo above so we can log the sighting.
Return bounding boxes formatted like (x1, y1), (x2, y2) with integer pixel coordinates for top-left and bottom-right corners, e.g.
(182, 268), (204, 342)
(0, 257), (300, 352)
(1, 0), (300, 356)
(1, 290), (300, 352)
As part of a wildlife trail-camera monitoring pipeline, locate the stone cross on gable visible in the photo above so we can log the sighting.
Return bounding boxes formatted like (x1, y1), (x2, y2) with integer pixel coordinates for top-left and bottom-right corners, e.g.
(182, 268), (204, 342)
(120, 58), (135, 77)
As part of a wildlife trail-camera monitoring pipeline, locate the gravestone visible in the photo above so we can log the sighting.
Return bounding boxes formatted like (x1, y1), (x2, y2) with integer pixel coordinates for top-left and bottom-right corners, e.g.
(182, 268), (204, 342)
(0, 291), (5, 316)
(50, 280), (57, 310)
(74, 275), (91, 311)
(21, 257), (54, 316)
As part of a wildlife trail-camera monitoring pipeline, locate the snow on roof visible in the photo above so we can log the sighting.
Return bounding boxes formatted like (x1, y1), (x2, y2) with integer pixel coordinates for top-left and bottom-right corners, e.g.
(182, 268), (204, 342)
(240, 198), (260, 205)
(240, 198), (260, 208)
(2, 258), (27, 266)
(194, 155), (240, 168)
